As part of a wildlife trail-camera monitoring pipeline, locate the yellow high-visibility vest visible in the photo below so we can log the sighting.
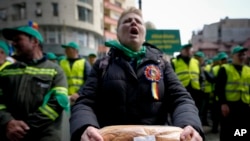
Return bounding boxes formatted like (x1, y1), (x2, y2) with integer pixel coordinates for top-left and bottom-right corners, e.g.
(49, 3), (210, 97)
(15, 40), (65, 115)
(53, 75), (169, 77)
(0, 61), (11, 71)
(204, 64), (212, 93)
(60, 59), (85, 95)
(224, 64), (250, 104)
(172, 58), (200, 90)
(212, 65), (220, 77)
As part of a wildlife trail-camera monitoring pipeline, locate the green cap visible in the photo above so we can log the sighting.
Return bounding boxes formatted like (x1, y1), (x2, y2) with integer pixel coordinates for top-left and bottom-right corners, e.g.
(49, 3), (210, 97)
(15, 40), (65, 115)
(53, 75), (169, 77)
(88, 53), (97, 57)
(0, 40), (9, 55)
(2, 26), (44, 43)
(205, 59), (213, 65)
(212, 55), (219, 62)
(217, 52), (228, 60)
(61, 42), (79, 50)
(231, 45), (248, 55)
(181, 43), (192, 50)
(46, 52), (57, 60)
(57, 55), (66, 61)
(194, 51), (205, 58)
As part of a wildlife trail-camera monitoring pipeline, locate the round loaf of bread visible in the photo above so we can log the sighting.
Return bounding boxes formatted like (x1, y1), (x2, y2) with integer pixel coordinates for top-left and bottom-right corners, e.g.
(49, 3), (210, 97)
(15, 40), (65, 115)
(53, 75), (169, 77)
(99, 125), (184, 141)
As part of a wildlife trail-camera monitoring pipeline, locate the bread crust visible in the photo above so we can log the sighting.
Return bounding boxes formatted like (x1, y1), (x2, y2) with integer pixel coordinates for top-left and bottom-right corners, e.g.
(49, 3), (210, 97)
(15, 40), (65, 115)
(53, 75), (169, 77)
(99, 125), (184, 141)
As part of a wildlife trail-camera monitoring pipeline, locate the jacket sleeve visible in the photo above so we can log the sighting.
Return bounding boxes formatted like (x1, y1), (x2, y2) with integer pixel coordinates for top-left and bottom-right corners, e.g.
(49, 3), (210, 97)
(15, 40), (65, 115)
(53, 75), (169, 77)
(70, 59), (101, 141)
(163, 61), (204, 138)
(26, 65), (69, 129)
(215, 67), (227, 104)
(0, 73), (14, 128)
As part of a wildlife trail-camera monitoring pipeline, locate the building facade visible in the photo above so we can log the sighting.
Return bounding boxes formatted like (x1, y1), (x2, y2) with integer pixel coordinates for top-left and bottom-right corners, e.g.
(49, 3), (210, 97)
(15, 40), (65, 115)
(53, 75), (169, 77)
(0, 0), (104, 56)
(0, 0), (136, 57)
(99, 0), (135, 56)
(191, 18), (250, 58)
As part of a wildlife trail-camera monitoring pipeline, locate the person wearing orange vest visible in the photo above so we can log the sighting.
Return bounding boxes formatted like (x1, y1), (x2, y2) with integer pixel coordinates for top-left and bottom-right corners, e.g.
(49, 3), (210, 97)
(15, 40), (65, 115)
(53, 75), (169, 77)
(171, 44), (204, 123)
(0, 40), (12, 71)
(215, 46), (250, 141)
(60, 42), (91, 104)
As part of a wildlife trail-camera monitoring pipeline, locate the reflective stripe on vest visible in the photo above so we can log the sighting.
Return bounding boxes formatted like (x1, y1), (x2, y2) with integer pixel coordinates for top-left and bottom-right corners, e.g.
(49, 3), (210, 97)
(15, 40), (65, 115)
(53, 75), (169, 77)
(39, 104), (59, 121)
(0, 104), (6, 110)
(0, 66), (57, 76)
(172, 58), (200, 90)
(0, 61), (12, 71)
(204, 64), (212, 93)
(60, 59), (85, 95)
(224, 64), (250, 104)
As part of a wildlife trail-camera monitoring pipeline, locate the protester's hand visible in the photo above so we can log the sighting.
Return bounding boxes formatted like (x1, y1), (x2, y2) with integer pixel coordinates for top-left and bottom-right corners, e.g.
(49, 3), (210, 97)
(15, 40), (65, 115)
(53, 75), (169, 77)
(6, 119), (30, 141)
(81, 126), (103, 141)
(221, 104), (230, 117)
(70, 93), (80, 105)
(180, 125), (202, 141)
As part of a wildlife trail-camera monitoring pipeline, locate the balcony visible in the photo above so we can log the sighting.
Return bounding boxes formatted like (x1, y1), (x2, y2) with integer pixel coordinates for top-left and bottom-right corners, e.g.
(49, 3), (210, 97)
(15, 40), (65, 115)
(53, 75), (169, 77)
(104, 30), (117, 40)
(104, 16), (117, 26)
(104, 1), (123, 13)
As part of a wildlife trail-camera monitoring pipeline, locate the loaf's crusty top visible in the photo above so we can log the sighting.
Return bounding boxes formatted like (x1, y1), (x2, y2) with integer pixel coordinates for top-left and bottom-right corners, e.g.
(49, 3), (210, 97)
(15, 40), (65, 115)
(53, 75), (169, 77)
(99, 125), (184, 141)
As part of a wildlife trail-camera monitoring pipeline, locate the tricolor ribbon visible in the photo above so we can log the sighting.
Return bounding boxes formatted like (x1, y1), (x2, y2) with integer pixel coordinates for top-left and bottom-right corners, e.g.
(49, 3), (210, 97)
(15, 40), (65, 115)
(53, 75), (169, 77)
(144, 65), (161, 100)
(151, 82), (159, 100)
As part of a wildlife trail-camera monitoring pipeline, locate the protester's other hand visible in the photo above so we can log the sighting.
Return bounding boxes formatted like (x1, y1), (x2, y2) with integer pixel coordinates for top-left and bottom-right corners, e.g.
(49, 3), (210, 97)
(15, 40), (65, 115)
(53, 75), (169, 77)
(221, 104), (230, 117)
(6, 119), (30, 141)
(81, 126), (103, 141)
(70, 93), (80, 105)
(180, 125), (202, 141)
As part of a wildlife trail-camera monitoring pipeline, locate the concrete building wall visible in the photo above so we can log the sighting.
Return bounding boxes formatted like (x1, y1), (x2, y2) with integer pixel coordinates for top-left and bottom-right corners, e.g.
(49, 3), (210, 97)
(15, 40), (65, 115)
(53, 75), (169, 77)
(0, 0), (104, 56)
(191, 18), (250, 58)
(203, 23), (219, 42)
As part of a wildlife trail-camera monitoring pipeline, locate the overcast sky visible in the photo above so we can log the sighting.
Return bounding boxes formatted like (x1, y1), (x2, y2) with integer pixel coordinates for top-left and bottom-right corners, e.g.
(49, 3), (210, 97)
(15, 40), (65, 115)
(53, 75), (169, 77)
(137, 0), (250, 44)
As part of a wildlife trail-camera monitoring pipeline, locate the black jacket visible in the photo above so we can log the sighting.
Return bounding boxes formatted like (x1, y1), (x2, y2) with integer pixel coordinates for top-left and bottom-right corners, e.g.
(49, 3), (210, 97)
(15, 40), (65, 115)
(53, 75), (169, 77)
(70, 43), (204, 140)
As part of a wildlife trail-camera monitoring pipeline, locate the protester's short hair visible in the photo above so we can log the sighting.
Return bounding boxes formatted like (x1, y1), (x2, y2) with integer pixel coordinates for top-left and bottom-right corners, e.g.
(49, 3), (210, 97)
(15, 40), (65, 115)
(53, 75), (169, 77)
(88, 53), (97, 58)
(117, 7), (143, 28)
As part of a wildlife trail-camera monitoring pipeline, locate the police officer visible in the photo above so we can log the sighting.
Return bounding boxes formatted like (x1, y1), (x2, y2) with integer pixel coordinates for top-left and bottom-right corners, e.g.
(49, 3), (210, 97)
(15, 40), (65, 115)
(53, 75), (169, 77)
(215, 46), (250, 141)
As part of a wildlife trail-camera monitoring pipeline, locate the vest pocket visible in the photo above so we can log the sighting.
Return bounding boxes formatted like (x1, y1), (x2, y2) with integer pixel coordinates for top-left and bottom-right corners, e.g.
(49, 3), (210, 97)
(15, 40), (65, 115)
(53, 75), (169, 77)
(31, 76), (52, 97)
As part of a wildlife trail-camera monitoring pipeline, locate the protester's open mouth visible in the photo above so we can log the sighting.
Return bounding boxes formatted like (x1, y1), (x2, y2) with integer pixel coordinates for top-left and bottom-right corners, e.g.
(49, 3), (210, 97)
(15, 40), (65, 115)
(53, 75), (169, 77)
(130, 28), (139, 35)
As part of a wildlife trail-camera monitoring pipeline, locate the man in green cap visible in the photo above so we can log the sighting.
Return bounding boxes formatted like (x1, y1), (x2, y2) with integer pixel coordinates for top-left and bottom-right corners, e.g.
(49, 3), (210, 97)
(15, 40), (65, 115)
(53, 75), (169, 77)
(215, 45), (250, 141)
(87, 53), (97, 66)
(210, 51), (229, 133)
(59, 41), (91, 104)
(46, 52), (58, 63)
(0, 26), (69, 141)
(194, 51), (212, 126)
(171, 44), (204, 123)
(0, 40), (12, 71)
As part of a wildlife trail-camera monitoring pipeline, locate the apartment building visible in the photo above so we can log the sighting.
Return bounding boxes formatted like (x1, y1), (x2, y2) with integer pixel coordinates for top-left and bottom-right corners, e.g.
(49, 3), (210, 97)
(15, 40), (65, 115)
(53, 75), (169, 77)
(99, 0), (135, 55)
(0, 0), (135, 57)
(191, 18), (250, 58)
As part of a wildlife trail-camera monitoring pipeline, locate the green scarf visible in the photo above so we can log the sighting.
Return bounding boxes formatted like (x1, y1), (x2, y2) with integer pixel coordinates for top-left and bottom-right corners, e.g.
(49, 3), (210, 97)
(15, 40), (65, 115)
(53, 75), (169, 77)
(42, 90), (70, 113)
(105, 40), (146, 64)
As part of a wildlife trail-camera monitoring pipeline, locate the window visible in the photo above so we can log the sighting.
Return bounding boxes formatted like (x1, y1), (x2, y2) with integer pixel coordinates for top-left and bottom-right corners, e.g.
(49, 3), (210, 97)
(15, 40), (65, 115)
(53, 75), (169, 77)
(35, 2), (42, 17)
(12, 3), (26, 20)
(45, 27), (61, 44)
(52, 3), (58, 16)
(77, 6), (93, 23)
(78, 0), (93, 5)
(114, 1), (122, 8)
(0, 9), (7, 21)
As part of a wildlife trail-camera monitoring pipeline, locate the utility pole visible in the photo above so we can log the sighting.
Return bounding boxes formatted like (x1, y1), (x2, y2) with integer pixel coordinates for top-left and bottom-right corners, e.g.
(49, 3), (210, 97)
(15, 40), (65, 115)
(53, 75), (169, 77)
(138, 0), (142, 10)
